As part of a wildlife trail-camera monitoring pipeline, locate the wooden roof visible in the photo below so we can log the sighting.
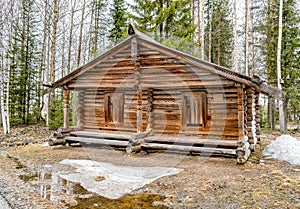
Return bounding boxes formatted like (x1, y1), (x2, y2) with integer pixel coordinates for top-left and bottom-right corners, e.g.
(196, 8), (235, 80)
(51, 24), (280, 96)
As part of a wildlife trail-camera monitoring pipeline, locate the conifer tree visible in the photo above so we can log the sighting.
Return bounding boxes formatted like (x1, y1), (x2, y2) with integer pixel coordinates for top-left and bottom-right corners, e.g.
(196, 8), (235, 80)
(89, 0), (108, 58)
(108, 0), (128, 44)
(204, 0), (233, 68)
(263, 0), (300, 127)
(9, 0), (40, 124)
(132, 0), (196, 44)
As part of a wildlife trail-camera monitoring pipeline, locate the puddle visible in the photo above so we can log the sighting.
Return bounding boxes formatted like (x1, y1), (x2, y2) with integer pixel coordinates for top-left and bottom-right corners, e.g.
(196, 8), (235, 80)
(19, 173), (38, 182)
(18, 165), (91, 207)
(69, 193), (168, 209)
(7, 155), (26, 169)
(18, 164), (168, 208)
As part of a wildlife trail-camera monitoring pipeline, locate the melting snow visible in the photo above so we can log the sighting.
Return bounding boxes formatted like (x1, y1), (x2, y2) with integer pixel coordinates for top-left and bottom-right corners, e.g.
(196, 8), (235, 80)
(59, 159), (182, 199)
(263, 135), (300, 166)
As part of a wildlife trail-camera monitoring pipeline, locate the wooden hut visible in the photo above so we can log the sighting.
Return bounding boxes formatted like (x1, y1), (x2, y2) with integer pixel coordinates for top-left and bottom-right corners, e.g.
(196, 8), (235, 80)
(49, 25), (279, 163)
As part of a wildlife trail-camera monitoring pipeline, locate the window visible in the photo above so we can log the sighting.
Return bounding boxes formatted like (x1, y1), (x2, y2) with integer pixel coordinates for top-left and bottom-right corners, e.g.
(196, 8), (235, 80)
(182, 92), (207, 127)
(105, 92), (124, 123)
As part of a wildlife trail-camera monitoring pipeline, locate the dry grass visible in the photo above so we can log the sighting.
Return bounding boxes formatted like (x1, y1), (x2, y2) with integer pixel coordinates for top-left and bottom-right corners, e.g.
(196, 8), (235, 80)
(0, 125), (299, 208)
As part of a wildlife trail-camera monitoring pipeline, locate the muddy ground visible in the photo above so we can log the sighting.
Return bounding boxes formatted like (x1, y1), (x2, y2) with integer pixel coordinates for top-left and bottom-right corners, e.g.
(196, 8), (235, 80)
(0, 125), (299, 209)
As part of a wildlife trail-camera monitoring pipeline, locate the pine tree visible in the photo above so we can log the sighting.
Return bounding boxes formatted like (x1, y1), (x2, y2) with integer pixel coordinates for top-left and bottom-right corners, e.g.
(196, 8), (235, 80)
(263, 0), (300, 127)
(204, 0), (233, 68)
(108, 0), (128, 44)
(132, 0), (196, 45)
(89, 0), (109, 58)
(279, 0), (300, 124)
(8, 0), (40, 124)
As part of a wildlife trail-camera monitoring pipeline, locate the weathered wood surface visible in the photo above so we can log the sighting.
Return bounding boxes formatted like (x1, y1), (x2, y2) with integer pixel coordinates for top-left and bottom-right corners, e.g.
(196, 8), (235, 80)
(65, 136), (128, 147)
(54, 36), (264, 163)
(63, 88), (70, 129)
(144, 136), (238, 148)
(142, 143), (236, 156)
(70, 131), (131, 140)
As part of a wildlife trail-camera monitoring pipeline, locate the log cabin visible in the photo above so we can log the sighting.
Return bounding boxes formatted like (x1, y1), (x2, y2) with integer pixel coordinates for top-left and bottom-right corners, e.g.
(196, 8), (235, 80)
(49, 25), (280, 163)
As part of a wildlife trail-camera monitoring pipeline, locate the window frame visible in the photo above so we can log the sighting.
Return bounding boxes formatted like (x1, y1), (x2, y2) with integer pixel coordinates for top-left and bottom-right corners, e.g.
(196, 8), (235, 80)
(104, 92), (124, 124)
(182, 91), (207, 128)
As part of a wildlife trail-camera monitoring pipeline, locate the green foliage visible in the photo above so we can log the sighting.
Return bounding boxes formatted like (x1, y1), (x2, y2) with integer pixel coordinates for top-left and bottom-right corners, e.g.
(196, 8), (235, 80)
(89, 0), (109, 57)
(49, 96), (64, 130)
(131, 0), (196, 43)
(162, 35), (198, 56)
(204, 0), (233, 68)
(262, 0), (300, 122)
(8, 0), (41, 125)
(108, 0), (128, 44)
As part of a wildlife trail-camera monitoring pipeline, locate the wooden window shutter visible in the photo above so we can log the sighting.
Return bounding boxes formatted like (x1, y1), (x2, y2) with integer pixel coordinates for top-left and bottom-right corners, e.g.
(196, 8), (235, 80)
(105, 92), (124, 123)
(182, 92), (207, 127)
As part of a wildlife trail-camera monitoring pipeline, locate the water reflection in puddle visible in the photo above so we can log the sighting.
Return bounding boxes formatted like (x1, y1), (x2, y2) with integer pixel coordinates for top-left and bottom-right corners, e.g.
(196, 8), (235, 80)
(18, 165), (168, 208)
(19, 165), (90, 207)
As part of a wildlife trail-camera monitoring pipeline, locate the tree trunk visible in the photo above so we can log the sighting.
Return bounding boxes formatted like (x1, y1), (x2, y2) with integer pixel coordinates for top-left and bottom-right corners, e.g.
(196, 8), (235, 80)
(67, 0), (76, 74)
(61, 20), (66, 77)
(0, 70), (7, 134)
(217, 4), (221, 65)
(233, 0), (237, 72)
(200, 0), (204, 60)
(48, 0), (59, 126)
(77, 0), (86, 68)
(38, 0), (49, 122)
(49, 0), (58, 84)
(197, 0), (201, 57)
(245, 0), (249, 76)
(277, 0), (285, 132)
(208, 1), (213, 62)
(6, 74), (10, 134)
(268, 98), (275, 130)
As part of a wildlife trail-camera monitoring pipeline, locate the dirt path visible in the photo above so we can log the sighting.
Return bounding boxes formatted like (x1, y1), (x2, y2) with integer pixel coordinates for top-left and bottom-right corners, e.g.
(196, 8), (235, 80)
(0, 126), (299, 208)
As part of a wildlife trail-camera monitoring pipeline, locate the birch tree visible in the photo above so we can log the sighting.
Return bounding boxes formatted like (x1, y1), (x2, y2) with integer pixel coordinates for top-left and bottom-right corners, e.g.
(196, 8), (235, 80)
(67, 0), (76, 74)
(277, 0), (284, 132)
(232, 0), (237, 72)
(77, 0), (86, 68)
(245, 0), (250, 76)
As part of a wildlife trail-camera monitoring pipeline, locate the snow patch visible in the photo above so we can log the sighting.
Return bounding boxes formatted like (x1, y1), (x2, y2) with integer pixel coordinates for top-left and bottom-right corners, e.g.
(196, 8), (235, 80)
(263, 135), (300, 165)
(59, 159), (183, 199)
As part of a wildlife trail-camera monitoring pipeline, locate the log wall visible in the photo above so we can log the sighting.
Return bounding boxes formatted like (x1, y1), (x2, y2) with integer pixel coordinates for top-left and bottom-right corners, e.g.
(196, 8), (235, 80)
(70, 43), (244, 141)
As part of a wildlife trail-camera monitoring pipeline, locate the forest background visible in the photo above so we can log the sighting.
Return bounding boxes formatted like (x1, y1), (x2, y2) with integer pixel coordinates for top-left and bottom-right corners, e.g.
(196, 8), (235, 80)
(0, 0), (299, 132)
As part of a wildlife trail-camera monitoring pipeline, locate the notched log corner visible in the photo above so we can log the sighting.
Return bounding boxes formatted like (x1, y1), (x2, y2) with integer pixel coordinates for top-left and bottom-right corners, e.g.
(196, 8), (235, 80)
(48, 126), (82, 146)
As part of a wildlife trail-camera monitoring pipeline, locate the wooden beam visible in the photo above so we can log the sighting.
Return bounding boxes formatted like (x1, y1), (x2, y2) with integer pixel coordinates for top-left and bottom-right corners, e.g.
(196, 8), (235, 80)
(255, 91), (261, 143)
(142, 143), (236, 156)
(132, 36), (142, 133)
(136, 78), (142, 133)
(236, 85), (251, 163)
(70, 131), (131, 140)
(131, 36), (138, 61)
(63, 88), (70, 129)
(77, 91), (84, 128)
(145, 136), (238, 148)
(246, 88), (257, 150)
(146, 88), (153, 132)
(237, 85), (244, 141)
(65, 136), (128, 147)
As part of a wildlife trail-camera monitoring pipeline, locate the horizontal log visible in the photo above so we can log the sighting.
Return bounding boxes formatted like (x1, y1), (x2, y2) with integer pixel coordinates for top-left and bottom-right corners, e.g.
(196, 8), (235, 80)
(142, 143), (236, 156)
(145, 136), (238, 147)
(70, 131), (131, 140)
(141, 74), (228, 82)
(65, 136), (129, 147)
(82, 125), (138, 132)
